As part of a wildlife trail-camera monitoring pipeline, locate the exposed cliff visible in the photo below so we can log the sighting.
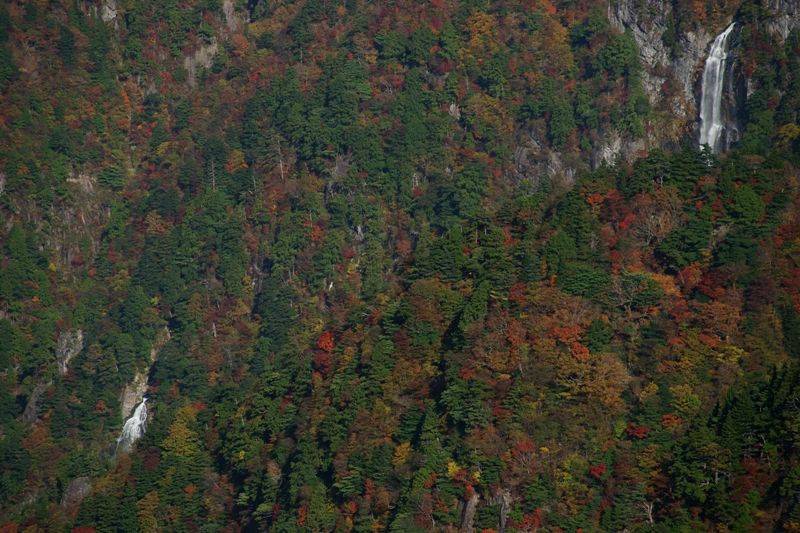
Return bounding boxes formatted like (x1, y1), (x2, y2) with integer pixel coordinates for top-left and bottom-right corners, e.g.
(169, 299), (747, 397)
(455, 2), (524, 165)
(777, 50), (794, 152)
(608, 0), (799, 155)
(767, 0), (800, 39)
(609, 0), (716, 118)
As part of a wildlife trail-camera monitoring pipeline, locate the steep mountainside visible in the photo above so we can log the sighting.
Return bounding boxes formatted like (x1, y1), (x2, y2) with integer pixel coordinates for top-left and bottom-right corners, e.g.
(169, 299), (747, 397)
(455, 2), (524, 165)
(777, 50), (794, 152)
(3, 0), (800, 532)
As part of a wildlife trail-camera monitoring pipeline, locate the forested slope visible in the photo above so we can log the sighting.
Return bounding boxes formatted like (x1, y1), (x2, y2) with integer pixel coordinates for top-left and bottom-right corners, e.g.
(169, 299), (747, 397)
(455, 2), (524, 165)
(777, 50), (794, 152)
(3, 0), (800, 532)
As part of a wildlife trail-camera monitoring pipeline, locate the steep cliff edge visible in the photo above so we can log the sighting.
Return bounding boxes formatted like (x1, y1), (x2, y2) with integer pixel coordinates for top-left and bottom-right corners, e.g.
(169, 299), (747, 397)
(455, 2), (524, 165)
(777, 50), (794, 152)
(767, 0), (800, 39)
(609, 0), (715, 120)
(610, 0), (799, 154)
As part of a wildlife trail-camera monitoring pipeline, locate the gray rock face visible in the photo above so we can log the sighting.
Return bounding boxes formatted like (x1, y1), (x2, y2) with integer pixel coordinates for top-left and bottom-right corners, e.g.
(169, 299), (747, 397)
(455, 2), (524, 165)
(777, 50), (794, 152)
(183, 42), (218, 87)
(767, 0), (800, 17)
(101, 0), (117, 23)
(766, 0), (800, 40)
(610, 0), (716, 114)
(118, 326), (169, 420)
(60, 477), (91, 509)
(592, 130), (647, 168)
(608, 0), (672, 106)
(223, 0), (240, 32)
(56, 329), (84, 376)
(461, 493), (480, 533)
(609, 0), (671, 68)
(119, 370), (149, 421)
(674, 28), (715, 112)
(22, 382), (50, 424)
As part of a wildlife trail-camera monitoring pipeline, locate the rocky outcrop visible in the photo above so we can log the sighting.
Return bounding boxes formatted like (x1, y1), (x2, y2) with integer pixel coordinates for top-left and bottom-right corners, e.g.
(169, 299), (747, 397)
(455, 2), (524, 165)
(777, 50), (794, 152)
(183, 42), (218, 88)
(119, 370), (148, 421)
(65, 171), (95, 195)
(592, 130), (647, 168)
(22, 382), (51, 424)
(223, 0), (241, 32)
(608, 0), (672, 107)
(673, 28), (715, 113)
(491, 490), (513, 533)
(101, 0), (117, 23)
(118, 327), (169, 420)
(461, 493), (480, 533)
(609, 0), (716, 115)
(60, 477), (91, 508)
(56, 329), (83, 376)
(766, 0), (800, 40)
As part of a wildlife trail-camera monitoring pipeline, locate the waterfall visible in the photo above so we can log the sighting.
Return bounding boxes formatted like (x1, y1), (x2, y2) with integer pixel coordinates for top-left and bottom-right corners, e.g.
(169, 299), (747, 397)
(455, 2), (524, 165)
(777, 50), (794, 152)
(114, 398), (148, 456)
(699, 23), (736, 154)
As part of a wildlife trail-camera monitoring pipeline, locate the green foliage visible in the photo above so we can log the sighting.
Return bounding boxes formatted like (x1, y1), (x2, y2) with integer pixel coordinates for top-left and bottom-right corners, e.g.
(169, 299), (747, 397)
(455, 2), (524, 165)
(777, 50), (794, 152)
(593, 30), (641, 80)
(730, 185), (765, 225)
(4, 3), (800, 532)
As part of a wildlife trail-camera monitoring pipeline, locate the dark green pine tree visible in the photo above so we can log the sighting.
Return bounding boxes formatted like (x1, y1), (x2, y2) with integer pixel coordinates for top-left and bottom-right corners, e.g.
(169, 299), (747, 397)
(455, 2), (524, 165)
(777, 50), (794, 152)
(410, 226), (435, 280)
(601, 483), (647, 531)
(719, 391), (757, 463)
(116, 334), (137, 382)
(254, 275), (295, 355)
(431, 229), (466, 282)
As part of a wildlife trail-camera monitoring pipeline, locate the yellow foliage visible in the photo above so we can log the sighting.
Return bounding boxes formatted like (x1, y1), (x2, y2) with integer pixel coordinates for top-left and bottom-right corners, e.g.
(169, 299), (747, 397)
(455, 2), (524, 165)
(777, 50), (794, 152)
(464, 10), (498, 55)
(144, 211), (172, 236)
(462, 93), (512, 139)
(161, 406), (201, 457)
(649, 273), (681, 298)
(556, 352), (629, 410)
(670, 384), (701, 414)
(109, 269), (131, 294)
(778, 123), (800, 147)
(446, 460), (461, 479)
(187, 293), (205, 320)
(156, 141), (174, 157)
(393, 442), (413, 466)
(673, 330), (715, 369)
(137, 491), (160, 533)
(639, 381), (659, 402)
(716, 344), (744, 365)
(228, 150), (246, 169)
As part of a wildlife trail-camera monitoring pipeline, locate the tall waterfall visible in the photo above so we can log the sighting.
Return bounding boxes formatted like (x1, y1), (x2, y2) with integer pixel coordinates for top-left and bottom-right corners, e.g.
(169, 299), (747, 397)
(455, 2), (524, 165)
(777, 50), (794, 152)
(114, 398), (148, 456)
(699, 23), (736, 154)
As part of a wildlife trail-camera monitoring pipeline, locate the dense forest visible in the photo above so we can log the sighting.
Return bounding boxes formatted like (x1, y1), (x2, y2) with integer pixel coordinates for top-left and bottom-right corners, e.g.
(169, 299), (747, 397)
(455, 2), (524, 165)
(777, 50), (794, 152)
(4, 0), (800, 531)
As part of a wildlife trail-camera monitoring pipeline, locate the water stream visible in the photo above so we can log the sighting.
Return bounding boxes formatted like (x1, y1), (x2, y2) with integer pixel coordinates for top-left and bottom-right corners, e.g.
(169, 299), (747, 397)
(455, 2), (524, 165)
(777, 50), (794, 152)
(114, 398), (148, 456)
(699, 23), (736, 154)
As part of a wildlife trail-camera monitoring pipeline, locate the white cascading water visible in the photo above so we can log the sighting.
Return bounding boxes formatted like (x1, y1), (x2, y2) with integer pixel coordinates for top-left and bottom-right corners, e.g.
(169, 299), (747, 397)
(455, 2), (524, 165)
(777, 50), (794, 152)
(114, 398), (148, 456)
(699, 23), (736, 154)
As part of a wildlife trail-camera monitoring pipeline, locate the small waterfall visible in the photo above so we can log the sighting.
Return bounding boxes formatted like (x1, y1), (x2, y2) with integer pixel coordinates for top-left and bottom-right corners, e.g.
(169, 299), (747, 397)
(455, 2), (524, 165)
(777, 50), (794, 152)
(114, 398), (148, 456)
(699, 23), (736, 154)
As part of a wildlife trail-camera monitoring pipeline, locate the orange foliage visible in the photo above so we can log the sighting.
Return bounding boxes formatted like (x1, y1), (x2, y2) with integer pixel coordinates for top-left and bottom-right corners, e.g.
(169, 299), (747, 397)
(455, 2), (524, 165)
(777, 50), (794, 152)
(508, 283), (527, 302)
(586, 193), (605, 206)
(551, 324), (583, 344)
(626, 422), (650, 439)
(317, 330), (335, 352)
(589, 463), (607, 478)
(662, 413), (683, 430)
(0, 523), (19, 533)
(571, 341), (590, 362)
(693, 300), (741, 341)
